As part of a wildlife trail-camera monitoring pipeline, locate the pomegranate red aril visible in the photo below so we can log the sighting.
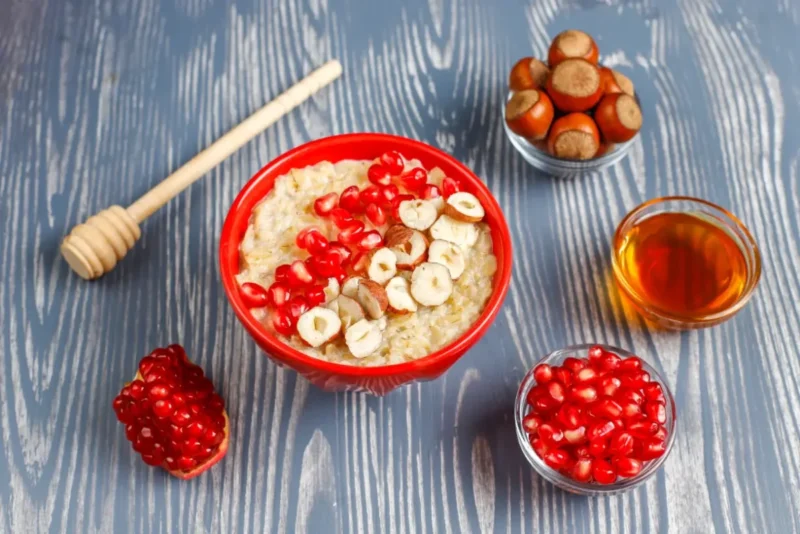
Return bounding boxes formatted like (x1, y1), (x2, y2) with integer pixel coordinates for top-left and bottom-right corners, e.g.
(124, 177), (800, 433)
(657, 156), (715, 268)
(600, 376), (621, 397)
(619, 400), (642, 419)
(379, 150), (405, 175)
(533, 394), (562, 413)
(587, 345), (605, 365)
(295, 226), (321, 249)
(380, 184), (400, 208)
(339, 186), (363, 213)
(556, 404), (583, 429)
(575, 445), (591, 458)
(614, 456), (643, 477)
(420, 184), (442, 200)
(620, 370), (650, 389)
(533, 363), (553, 384)
(618, 356), (643, 372)
(240, 282), (268, 308)
(288, 260), (315, 287)
(588, 438), (608, 458)
(305, 232), (329, 255)
(538, 423), (564, 446)
(607, 431), (635, 456)
(313, 192), (339, 216)
(330, 208), (355, 229)
(654, 425), (668, 442)
(266, 282), (290, 308)
(272, 307), (296, 336)
(644, 401), (667, 424)
(543, 449), (571, 470)
(311, 252), (343, 278)
(522, 413), (543, 434)
(360, 185), (382, 206)
(587, 420), (616, 441)
(599, 352), (621, 371)
(628, 419), (659, 439)
(547, 381), (566, 404)
(575, 367), (598, 384)
(572, 458), (593, 482)
(357, 230), (384, 251)
(592, 398), (623, 419)
(638, 438), (667, 460)
(338, 220), (366, 245)
(327, 241), (352, 266)
(365, 203), (387, 226)
(563, 426), (587, 445)
(563, 357), (586, 373)
(305, 285), (326, 307)
(399, 168), (427, 191)
(441, 176), (461, 198)
(569, 385), (598, 404)
(274, 264), (290, 283)
(642, 382), (666, 403)
(618, 388), (645, 406)
(531, 437), (549, 458)
(592, 460), (617, 484)
(367, 164), (392, 186)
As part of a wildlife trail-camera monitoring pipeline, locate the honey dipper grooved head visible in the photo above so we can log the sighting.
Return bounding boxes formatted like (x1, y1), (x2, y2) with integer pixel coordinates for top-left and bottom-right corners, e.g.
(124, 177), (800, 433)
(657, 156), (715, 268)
(61, 205), (141, 280)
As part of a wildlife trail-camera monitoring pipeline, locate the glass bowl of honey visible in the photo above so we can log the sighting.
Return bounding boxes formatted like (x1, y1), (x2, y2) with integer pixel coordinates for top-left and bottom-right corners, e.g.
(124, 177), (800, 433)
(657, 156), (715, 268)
(612, 197), (761, 329)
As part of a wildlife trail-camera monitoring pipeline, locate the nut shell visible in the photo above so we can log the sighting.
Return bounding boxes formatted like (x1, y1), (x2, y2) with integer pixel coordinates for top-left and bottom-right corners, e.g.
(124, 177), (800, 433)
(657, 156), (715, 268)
(509, 57), (550, 91)
(599, 67), (635, 96)
(547, 112), (601, 160)
(505, 89), (555, 141)
(546, 59), (603, 112)
(594, 93), (642, 143)
(548, 30), (599, 66)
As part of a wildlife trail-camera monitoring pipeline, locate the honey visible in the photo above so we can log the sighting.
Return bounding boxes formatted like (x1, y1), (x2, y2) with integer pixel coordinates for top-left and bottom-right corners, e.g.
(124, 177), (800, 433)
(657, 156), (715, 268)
(614, 211), (749, 319)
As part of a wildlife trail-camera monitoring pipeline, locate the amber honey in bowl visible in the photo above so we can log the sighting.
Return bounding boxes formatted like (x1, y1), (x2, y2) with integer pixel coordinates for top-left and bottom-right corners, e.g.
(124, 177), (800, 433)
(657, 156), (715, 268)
(612, 197), (761, 329)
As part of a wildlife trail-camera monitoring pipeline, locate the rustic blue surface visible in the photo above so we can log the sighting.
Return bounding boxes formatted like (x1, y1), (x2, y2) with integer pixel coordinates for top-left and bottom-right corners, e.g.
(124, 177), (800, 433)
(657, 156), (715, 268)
(2, 0), (799, 532)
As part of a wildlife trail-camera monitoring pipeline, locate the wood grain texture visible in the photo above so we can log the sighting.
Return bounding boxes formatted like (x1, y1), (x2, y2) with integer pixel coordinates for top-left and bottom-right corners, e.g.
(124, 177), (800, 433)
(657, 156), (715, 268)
(1, 0), (799, 532)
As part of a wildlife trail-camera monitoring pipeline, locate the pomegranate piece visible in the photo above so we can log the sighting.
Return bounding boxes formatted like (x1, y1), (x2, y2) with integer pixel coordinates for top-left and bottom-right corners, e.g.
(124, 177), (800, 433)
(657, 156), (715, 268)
(618, 356), (643, 372)
(305, 285), (326, 307)
(365, 203), (388, 226)
(379, 150), (405, 175)
(327, 241), (352, 266)
(638, 438), (667, 460)
(599, 376), (621, 397)
(553, 367), (572, 387)
(587, 420), (616, 441)
(360, 185), (382, 206)
(619, 400), (642, 419)
(574, 367), (598, 384)
(274, 264), (290, 283)
(563, 357), (586, 373)
(556, 404), (583, 429)
(618, 388), (645, 406)
(240, 282), (268, 308)
(543, 449), (571, 470)
(620, 370), (650, 389)
(313, 192), (339, 216)
(569, 385), (598, 404)
(272, 307), (296, 336)
(644, 401), (667, 424)
(310, 251), (343, 278)
(287, 260), (315, 287)
(420, 184), (441, 200)
(112, 344), (228, 480)
(642, 382), (666, 404)
(592, 460), (617, 484)
(330, 208), (355, 229)
(295, 226), (322, 250)
(287, 295), (309, 320)
(563, 426), (587, 445)
(441, 176), (461, 198)
(591, 398), (623, 419)
(614, 456), (643, 477)
(338, 221), (366, 245)
(379, 184), (400, 208)
(357, 230), (384, 251)
(547, 381), (566, 404)
(522, 413), (543, 435)
(599, 352), (621, 371)
(266, 282), (291, 308)
(531, 437), (549, 458)
(305, 231), (329, 255)
(368, 164), (392, 186)
(538, 423), (564, 446)
(339, 185), (364, 213)
(572, 458), (593, 482)
(533, 363), (553, 383)
(532, 393), (561, 413)
(607, 431), (635, 456)
(399, 168), (427, 191)
(627, 419), (659, 439)
(588, 438), (608, 458)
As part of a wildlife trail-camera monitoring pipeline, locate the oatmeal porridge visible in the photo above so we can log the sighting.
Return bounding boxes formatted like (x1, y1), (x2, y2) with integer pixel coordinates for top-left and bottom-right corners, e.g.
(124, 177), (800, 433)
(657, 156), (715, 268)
(236, 151), (497, 366)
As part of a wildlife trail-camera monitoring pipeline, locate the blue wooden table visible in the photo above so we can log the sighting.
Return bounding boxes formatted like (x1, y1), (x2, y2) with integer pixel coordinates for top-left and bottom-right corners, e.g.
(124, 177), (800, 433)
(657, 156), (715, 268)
(2, 0), (799, 532)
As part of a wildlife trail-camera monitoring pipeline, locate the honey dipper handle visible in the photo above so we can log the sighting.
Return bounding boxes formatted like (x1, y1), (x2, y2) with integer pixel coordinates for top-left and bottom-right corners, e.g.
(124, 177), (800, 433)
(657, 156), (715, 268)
(126, 59), (343, 222)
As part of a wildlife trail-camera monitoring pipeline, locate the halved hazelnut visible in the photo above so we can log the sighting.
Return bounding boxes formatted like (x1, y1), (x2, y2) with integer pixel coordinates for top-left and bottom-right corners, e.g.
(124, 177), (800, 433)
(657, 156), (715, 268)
(599, 67), (634, 96)
(509, 57), (550, 91)
(385, 276), (417, 314)
(398, 199), (438, 231)
(444, 192), (485, 223)
(505, 89), (555, 141)
(332, 294), (366, 331)
(594, 93), (642, 143)
(546, 59), (603, 112)
(345, 319), (382, 358)
(547, 29), (599, 66)
(384, 225), (414, 248)
(357, 279), (389, 319)
(341, 276), (363, 298)
(367, 248), (398, 285)
(546, 112), (600, 160)
(392, 230), (428, 270)
(410, 262), (454, 307)
(296, 307), (342, 347)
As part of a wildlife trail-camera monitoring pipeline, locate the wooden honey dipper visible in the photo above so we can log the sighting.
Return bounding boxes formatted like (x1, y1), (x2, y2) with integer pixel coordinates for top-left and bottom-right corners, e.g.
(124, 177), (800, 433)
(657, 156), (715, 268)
(61, 60), (343, 280)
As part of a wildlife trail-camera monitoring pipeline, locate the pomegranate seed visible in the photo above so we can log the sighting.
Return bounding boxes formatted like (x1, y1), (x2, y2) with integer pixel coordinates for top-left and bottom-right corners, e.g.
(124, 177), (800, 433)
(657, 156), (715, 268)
(360, 185), (382, 206)
(295, 226), (321, 249)
(531, 437), (549, 458)
(575, 445), (591, 458)
(627, 419), (659, 439)
(306, 286), (326, 307)
(618, 356), (643, 372)
(274, 264), (290, 283)
(533, 394), (561, 413)
(441, 176), (461, 198)
(543, 449), (571, 470)
(638, 438), (667, 460)
(240, 282), (268, 308)
(599, 352), (621, 371)
(619, 400), (642, 419)
(533, 364), (552, 384)
(367, 164), (392, 186)
(399, 167), (427, 191)
(357, 230), (383, 251)
(553, 367), (572, 388)
(592, 460), (617, 484)
(365, 203), (387, 226)
(327, 241), (352, 265)
(522, 413), (543, 434)
(338, 221), (366, 245)
(587, 420), (616, 441)
(569, 385), (598, 404)
(563, 357), (586, 373)
(607, 431), (635, 456)
(619, 370), (650, 389)
(287, 260), (315, 287)
(572, 458), (593, 482)
(642, 382), (666, 403)
(538, 423), (564, 446)
(575, 367), (598, 384)
(305, 232), (329, 255)
(654, 425), (668, 441)
(547, 381), (566, 404)
(592, 398), (623, 419)
(333, 269), (348, 284)
(420, 184), (441, 200)
(614, 456), (643, 477)
(273, 307), (296, 336)
(339, 186), (364, 213)
(379, 184), (400, 208)
(563, 426), (587, 445)
(588, 438), (608, 458)
(379, 150), (404, 175)
(330, 208), (355, 229)
(618, 388), (645, 406)
(351, 251), (370, 273)
(587, 345), (605, 365)
(313, 192), (339, 216)
(287, 295), (309, 319)
(599, 376), (621, 397)
(309, 252), (343, 278)
(556, 404), (583, 429)
(644, 401), (667, 424)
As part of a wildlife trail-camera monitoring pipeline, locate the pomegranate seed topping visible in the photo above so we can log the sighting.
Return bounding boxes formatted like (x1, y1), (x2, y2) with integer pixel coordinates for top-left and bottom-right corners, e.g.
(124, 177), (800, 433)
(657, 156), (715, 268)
(587, 420), (616, 441)
(390, 193), (415, 218)
(563, 357), (586, 373)
(379, 150), (405, 175)
(627, 419), (659, 439)
(313, 192), (339, 216)
(599, 352), (621, 371)
(638, 438), (667, 460)
(547, 381), (566, 404)
(295, 226), (321, 250)
(543, 449), (571, 470)
(569, 385), (598, 404)
(588, 438), (608, 458)
(240, 282), (268, 308)
(642, 382), (666, 403)
(351, 251), (370, 273)
(654, 425), (668, 441)
(575, 445), (591, 458)
(273, 307), (296, 336)
(305, 285), (326, 307)
(338, 220), (366, 245)
(330, 208), (355, 229)
(618, 388), (645, 406)
(644, 401), (667, 424)
(599, 376), (621, 397)
(591, 398), (623, 419)
(533, 364), (553, 383)
(288, 260), (315, 287)
(399, 168), (427, 191)
(619, 400), (642, 419)
(614, 456), (643, 477)
(572, 458), (593, 482)
(532, 394), (561, 413)
(420, 184), (441, 200)
(441, 176), (461, 198)
(522, 413), (543, 434)
(112, 345), (228, 479)
(575, 367), (598, 384)
(556, 404), (583, 429)
(357, 230), (384, 251)
(339, 186), (364, 213)
(619, 370), (650, 389)
(553, 367), (572, 388)
(563, 426), (587, 445)
(531, 437), (549, 458)
(587, 345), (605, 365)
(365, 203), (388, 226)
(266, 282), (291, 308)
(538, 423), (564, 446)
(287, 295), (309, 320)
(360, 185), (382, 206)
(333, 269), (348, 284)
(607, 431), (635, 456)
(310, 251), (343, 278)
(618, 356), (643, 372)
(327, 241), (352, 265)
(367, 164), (392, 186)
(592, 460), (617, 484)
(274, 264), (290, 283)
(379, 184), (400, 208)
(305, 231), (329, 255)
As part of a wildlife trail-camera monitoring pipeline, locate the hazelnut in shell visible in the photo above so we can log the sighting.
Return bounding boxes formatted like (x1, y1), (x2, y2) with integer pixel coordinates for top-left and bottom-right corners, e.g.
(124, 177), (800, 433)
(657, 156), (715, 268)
(545, 58), (603, 112)
(594, 93), (642, 143)
(505, 89), (555, 141)
(547, 112), (601, 160)
(599, 67), (635, 96)
(547, 30), (599, 66)
(509, 57), (550, 91)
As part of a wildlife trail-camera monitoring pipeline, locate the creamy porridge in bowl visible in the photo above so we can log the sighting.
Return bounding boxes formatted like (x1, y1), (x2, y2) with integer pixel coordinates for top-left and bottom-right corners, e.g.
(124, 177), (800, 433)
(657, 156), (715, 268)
(235, 156), (497, 366)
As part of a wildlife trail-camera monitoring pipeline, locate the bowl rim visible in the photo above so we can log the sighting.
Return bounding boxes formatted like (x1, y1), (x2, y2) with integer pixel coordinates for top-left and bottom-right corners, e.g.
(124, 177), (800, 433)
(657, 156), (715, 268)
(219, 132), (513, 378)
(514, 343), (677, 495)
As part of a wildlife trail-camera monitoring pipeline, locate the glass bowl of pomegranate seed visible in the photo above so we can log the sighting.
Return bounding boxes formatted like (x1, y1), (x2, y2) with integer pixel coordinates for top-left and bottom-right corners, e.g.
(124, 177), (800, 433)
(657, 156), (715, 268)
(514, 344), (676, 495)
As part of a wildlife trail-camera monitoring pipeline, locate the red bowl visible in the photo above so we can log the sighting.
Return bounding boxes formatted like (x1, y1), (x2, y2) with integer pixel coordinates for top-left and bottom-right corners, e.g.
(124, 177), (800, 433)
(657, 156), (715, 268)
(219, 133), (513, 395)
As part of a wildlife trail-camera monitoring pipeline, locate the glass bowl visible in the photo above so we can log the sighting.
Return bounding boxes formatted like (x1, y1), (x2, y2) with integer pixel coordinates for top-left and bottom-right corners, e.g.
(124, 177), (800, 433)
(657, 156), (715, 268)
(612, 196), (761, 329)
(514, 344), (677, 495)
(502, 92), (637, 178)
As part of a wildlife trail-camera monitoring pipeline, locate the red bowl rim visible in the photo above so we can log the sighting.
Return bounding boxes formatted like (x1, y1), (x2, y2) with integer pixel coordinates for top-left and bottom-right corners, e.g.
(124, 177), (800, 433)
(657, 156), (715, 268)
(219, 132), (513, 377)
